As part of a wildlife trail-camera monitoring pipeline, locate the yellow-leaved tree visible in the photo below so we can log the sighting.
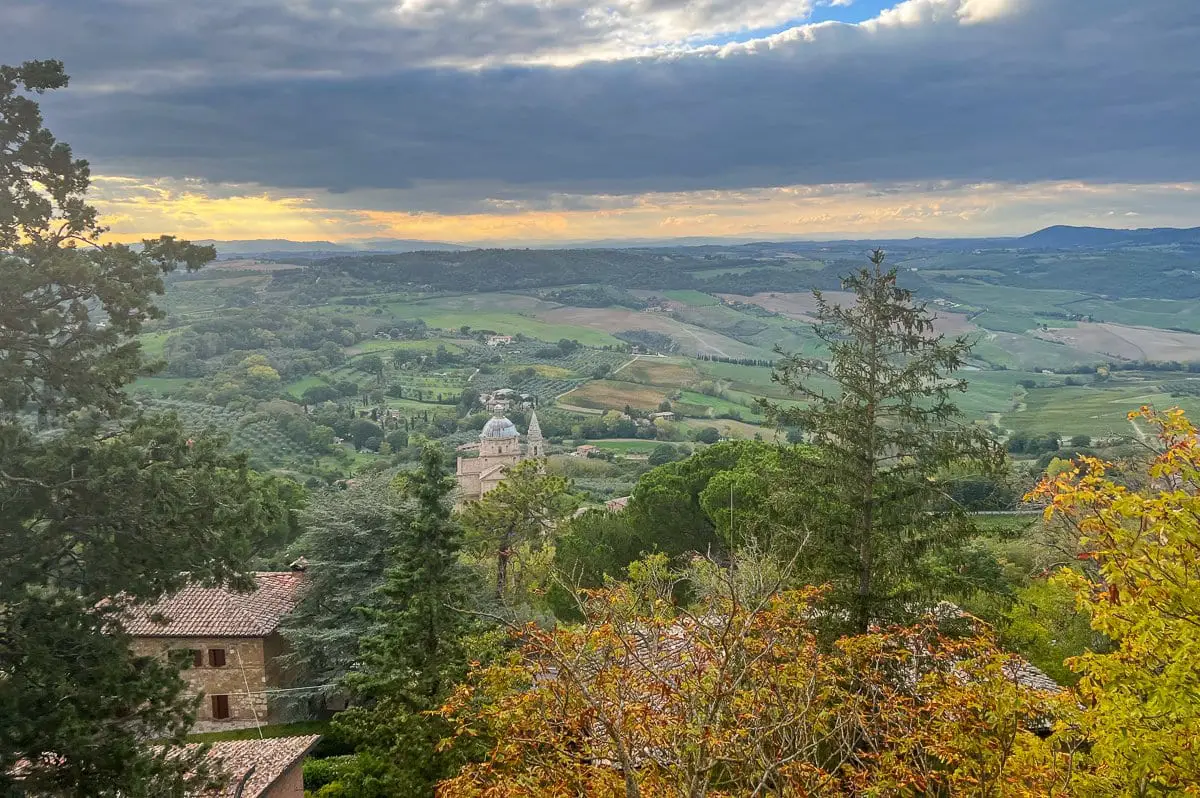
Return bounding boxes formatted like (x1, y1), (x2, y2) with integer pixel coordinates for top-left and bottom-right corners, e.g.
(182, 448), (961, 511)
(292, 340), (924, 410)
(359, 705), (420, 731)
(1032, 406), (1200, 795)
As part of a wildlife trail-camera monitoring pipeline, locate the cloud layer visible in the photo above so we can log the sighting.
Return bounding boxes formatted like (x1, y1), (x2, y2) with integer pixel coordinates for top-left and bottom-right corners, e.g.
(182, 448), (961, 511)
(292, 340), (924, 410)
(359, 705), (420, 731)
(3, 0), (1197, 238)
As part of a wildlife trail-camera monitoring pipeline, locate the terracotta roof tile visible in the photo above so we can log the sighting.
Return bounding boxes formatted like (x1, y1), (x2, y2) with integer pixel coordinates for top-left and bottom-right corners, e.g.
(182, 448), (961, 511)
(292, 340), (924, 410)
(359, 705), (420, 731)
(123, 572), (308, 638)
(192, 735), (320, 797)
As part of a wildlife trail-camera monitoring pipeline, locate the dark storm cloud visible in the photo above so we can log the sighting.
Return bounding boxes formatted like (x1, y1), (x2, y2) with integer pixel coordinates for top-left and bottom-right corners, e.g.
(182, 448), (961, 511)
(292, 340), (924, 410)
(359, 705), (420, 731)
(8, 0), (1200, 206)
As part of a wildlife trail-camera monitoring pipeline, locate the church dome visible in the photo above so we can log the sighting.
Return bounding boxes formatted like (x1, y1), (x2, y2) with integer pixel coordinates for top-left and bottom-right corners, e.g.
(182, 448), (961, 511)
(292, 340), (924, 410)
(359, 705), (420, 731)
(481, 415), (519, 439)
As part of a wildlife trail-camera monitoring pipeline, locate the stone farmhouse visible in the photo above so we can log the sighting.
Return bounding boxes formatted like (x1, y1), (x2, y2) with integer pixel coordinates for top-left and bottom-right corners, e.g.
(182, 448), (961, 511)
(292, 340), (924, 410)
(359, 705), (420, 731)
(455, 410), (544, 501)
(123, 568), (309, 731)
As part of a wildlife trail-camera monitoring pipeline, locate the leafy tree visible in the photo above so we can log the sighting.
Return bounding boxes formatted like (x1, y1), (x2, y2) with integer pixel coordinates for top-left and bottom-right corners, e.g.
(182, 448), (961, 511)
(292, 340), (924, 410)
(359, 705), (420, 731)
(761, 251), (1003, 632)
(349, 418), (384, 450)
(1068, 433), (1092, 448)
(358, 354), (385, 384)
(0, 59), (285, 795)
(456, 388), (480, 417)
(332, 447), (482, 796)
(1001, 580), (1103, 686)
(461, 460), (572, 600)
(693, 426), (721, 445)
(1032, 406), (1200, 793)
(302, 384), (342, 407)
(647, 443), (680, 466)
(441, 556), (1071, 797)
(551, 442), (800, 606)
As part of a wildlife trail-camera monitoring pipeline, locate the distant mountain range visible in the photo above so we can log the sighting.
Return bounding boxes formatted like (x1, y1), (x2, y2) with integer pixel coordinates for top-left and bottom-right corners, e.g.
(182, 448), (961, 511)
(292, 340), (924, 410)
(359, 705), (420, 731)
(198, 238), (468, 257)
(198, 225), (1200, 258)
(1015, 225), (1200, 249)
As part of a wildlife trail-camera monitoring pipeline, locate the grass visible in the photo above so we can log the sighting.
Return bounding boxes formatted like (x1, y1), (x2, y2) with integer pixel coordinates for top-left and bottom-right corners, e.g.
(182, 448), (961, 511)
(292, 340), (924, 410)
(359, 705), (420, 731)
(350, 339), (466, 355)
(675, 389), (755, 419)
(1002, 383), (1200, 437)
(587, 439), (663, 453)
(681, 418), (765, 439)
(663, 289), (720, 306)
(139, 331), (174, 358)
(285, 375), (329, 398)
(186, 720), (329, 743)
(374, 295), (623, 347)
(531, 364), (575, 378)
(130, 376), (195, 395)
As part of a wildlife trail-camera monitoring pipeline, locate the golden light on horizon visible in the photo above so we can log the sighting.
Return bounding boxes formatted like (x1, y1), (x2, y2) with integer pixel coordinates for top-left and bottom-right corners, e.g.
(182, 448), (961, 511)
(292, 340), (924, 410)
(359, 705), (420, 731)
(88, 175), (1200, 245)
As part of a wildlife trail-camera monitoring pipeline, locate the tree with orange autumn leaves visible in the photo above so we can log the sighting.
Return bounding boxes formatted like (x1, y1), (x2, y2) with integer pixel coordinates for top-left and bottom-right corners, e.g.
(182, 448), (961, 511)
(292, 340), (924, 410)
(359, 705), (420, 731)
(436, 407), (1200, 797)
(437, 554), (1076, 797)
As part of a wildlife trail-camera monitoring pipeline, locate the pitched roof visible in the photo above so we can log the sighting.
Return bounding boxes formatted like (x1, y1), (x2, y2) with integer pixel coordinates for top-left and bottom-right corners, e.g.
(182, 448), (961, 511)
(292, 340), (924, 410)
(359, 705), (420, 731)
(122, 572), (308, 638)
(10, 736), (321, 797)
(193, 735), (320, 797)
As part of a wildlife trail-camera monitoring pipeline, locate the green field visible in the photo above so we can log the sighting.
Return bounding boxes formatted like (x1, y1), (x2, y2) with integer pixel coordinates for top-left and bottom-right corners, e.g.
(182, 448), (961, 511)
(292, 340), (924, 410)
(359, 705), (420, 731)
(130, 376), (195, 395)
(1002, 384), (1200, 437)
(586, 439), (662, 453)
(663, 289), (720, 306)
(674, 389), (756, 419)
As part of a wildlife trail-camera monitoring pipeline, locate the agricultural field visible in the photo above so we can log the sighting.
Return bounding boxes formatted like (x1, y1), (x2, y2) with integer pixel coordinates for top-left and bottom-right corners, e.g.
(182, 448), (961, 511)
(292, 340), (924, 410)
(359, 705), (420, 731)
(559, 380), (669, 412)
(662, 289), (720, 306)
(1001, 379), (1200, 438)
(132, 236), (1200, 482)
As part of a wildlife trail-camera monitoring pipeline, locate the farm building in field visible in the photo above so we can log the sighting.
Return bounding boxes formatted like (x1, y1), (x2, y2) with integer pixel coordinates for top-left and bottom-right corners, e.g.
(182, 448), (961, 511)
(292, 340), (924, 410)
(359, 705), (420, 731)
(121, 566), (309, 731)
(486, 335), (514, 346)
(456, 411), (545, 502)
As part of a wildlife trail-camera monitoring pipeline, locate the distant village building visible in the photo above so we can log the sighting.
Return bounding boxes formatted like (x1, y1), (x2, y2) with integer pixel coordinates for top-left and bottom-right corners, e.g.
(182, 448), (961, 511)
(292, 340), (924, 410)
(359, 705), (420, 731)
(574, 444), (600, 457)
(482, 388), (535, 413)
(486, 335), (514, 347)
(649, 411), (676, 422)
(122, 568), (309, 731)
(455, 411), (544, 501)
(605, 496), (632, 512)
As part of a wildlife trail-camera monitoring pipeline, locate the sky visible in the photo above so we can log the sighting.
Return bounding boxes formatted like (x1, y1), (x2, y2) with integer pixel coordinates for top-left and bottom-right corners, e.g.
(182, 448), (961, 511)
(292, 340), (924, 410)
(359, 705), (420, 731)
(3, 0), (1199, 245)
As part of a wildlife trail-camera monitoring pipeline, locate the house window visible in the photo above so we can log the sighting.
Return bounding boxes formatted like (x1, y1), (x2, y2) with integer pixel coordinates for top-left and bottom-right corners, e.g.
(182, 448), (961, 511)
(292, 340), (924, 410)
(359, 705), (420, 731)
(190, 649), (203, 669)
(208, 648), (226, 667)
(211, 694), (230, 720)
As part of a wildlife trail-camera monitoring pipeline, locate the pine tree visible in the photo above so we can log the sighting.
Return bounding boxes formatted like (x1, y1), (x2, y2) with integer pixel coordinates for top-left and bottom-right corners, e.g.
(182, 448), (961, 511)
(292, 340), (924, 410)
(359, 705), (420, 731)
(761, 250), (1002, 633)
(279, 475), (410, 712)
(331, 446), (481, 796)
(0, 60), (286, 795)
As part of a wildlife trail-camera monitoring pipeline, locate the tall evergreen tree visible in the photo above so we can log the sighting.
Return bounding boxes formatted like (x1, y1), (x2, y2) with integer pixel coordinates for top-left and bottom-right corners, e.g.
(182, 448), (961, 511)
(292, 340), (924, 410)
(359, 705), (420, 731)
(0, 61), (286, 795)
(761, 250), (1003, 633)
(279, 475), (410, 712)
(331, 446), (481, 796)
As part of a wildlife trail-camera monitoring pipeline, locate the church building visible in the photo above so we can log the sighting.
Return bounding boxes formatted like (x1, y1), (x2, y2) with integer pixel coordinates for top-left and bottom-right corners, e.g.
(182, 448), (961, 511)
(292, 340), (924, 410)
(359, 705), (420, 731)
(455, 410), (544, 501)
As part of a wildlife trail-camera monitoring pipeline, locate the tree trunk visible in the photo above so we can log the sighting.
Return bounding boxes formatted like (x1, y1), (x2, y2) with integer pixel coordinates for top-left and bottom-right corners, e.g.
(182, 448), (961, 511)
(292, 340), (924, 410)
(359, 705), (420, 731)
(855, 499), (874, 634)
(496, 548), (508, 599)
(496, 528), (512, 600)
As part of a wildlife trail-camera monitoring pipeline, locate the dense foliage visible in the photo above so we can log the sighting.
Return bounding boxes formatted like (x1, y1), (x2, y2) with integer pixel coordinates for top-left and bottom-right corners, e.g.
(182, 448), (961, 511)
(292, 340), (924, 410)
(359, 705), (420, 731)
(0, 60), (287, 795)
(762, 251), (1003, 632)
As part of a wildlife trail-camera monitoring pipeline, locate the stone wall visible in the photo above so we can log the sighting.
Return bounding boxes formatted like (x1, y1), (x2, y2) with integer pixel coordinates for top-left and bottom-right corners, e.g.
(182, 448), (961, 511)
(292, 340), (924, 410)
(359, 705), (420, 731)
(262, 761), (305, 798)
(131, 636), (277, 730)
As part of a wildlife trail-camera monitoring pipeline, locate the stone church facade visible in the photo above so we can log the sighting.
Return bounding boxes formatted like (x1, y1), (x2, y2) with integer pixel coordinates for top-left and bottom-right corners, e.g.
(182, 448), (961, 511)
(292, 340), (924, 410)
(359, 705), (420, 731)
(455, 411), (544, 501)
